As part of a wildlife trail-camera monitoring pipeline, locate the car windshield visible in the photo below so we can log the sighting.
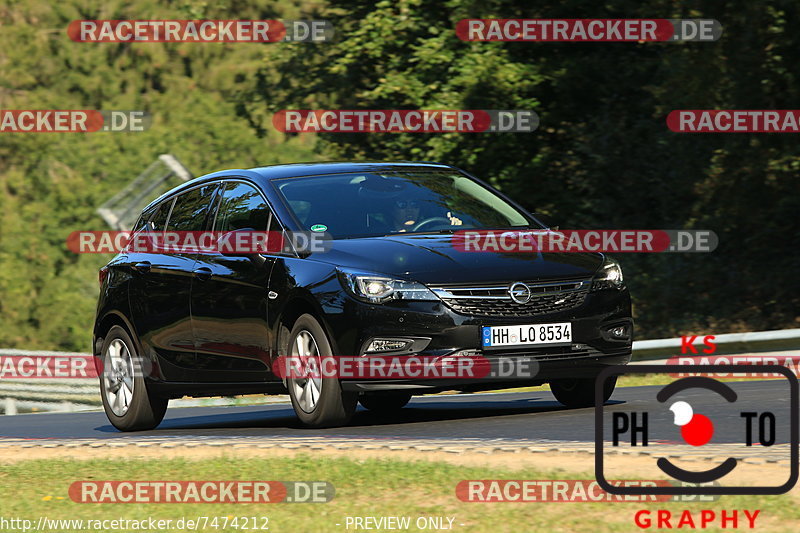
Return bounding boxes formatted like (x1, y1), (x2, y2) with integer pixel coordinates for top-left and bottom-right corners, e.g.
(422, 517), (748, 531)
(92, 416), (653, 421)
(274, 171), (534, 239)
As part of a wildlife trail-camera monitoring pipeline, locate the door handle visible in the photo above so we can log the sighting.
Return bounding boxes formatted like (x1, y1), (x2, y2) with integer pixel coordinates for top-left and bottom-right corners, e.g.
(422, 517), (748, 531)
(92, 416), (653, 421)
(133, 261), (151, 273)
(192, 266), (213, 281)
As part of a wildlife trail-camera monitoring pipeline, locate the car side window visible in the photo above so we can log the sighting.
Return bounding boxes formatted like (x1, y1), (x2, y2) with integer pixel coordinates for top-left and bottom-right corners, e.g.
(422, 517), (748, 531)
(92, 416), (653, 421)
(213, 182), (271, 232)
(131, 212), (149, 235)
(167, 183), (219, 232)
(148, 199), (172, 232)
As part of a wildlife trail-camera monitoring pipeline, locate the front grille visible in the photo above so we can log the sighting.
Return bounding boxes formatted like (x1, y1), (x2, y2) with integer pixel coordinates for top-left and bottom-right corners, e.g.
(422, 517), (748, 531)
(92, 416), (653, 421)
(445, 291), (587, 317)
(431, 279), (590, 318)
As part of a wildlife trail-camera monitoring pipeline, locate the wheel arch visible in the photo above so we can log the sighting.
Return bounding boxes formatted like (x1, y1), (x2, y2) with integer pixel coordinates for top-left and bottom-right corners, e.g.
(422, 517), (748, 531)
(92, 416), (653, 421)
(94, 311), (138, 357)
(274, 291), (340, 356)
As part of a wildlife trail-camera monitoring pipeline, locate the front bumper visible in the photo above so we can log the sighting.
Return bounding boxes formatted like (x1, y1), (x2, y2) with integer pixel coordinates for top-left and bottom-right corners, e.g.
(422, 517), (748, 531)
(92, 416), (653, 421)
(323, 286), (633, 392)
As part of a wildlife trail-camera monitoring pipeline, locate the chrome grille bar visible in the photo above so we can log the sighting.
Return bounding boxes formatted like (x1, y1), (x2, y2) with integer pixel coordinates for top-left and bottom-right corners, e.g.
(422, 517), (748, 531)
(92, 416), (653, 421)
(431, 279), (590, 300)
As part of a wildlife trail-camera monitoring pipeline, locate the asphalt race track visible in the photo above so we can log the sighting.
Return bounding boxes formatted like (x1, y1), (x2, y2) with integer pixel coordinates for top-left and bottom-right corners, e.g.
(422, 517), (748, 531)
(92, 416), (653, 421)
(0, 381), (793, 446)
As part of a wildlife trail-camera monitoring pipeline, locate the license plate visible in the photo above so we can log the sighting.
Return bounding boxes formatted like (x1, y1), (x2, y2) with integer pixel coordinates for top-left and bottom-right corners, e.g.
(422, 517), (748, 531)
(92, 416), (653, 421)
(482, 322), (572, 349)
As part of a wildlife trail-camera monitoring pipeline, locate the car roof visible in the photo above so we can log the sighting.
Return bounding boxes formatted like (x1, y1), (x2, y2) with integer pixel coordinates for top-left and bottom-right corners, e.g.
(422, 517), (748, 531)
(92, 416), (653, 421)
(250, 161), (455, 180)
(143, 161), (458, 211)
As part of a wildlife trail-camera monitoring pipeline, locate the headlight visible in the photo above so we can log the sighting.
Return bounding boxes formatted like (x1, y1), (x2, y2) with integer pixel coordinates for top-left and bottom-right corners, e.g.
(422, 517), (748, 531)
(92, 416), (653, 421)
(591, 257), (624, 291)
(337, 268), (439, 303)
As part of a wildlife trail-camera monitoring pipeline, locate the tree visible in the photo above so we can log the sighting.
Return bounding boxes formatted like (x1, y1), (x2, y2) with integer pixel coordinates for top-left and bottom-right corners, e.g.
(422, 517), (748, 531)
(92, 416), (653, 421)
(243, 0), (800, 337)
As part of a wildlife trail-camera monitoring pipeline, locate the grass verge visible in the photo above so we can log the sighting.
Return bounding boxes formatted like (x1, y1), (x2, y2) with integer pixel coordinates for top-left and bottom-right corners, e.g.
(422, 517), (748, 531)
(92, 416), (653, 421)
(0, 455), (797, 532)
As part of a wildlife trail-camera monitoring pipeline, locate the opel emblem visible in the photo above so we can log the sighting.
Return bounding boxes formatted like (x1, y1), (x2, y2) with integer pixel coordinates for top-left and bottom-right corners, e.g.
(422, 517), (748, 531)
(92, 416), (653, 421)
(509, 282), (531, 304)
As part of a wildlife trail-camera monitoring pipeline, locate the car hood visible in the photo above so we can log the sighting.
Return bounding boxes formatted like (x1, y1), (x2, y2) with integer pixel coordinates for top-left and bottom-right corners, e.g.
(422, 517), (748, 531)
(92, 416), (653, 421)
(310, 234), (603, 285)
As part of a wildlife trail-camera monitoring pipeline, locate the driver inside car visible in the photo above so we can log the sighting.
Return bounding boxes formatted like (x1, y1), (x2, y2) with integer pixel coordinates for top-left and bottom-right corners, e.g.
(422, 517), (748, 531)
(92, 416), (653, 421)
(392, 198), (463, 233)
(391, 199), (421, 231)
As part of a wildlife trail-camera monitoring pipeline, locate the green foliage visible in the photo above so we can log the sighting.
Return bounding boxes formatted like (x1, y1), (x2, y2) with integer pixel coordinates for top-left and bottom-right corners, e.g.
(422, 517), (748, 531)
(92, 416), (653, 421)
(243, 0), (800, 338)
(0, 0), (321, 349)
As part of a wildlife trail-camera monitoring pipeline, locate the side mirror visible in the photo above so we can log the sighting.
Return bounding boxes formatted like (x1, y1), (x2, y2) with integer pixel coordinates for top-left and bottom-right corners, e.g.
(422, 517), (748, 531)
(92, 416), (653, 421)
(532, 212), (559, 231)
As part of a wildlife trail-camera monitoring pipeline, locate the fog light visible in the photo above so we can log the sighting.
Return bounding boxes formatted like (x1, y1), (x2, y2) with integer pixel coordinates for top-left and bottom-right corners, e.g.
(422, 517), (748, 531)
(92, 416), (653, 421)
(366, 339), (412, 353)
(610, 326), (628, 339)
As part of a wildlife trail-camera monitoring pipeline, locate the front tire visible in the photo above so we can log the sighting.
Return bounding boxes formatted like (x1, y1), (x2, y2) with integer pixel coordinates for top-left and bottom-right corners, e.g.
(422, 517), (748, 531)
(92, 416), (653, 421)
(550, 375), (617, 408)
(99, 325), (168, 431)
(286, 314), (357, 428)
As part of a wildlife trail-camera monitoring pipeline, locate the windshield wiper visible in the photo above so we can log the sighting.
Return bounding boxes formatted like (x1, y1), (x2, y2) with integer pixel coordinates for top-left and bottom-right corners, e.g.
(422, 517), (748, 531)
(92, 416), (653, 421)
(392, 229), (461, 236)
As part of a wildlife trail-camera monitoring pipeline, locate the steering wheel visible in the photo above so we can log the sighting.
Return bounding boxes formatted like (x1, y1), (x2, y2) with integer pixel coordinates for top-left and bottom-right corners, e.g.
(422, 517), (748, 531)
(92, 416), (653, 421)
(411, 217), (453, 232)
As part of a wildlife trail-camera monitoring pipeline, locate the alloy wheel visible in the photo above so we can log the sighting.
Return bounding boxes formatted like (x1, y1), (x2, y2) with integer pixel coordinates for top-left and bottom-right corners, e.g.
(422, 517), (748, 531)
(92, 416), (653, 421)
(289, 330), (323, 413)
(103, 338), (135, 416)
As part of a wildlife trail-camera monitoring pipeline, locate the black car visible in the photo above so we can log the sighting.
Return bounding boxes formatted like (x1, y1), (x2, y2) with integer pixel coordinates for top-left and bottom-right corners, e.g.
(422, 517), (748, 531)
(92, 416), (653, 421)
(94, 162), (632, 430)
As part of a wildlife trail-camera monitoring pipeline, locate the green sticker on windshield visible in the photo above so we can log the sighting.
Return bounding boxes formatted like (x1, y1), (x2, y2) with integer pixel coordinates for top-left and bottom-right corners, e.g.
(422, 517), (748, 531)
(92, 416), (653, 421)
(310, 224), (328, 232)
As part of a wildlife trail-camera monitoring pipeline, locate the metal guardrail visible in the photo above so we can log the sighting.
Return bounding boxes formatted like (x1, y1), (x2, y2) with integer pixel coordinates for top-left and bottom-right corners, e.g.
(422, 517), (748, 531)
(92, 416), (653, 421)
(0, 349), (98, 414)
(3, 328), (800, 414)
(631, 328), (800, 360)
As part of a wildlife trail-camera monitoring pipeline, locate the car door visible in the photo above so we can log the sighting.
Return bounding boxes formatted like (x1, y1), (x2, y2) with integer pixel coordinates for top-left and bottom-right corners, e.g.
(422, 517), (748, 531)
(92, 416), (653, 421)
(127, 182), (218, 382)
(189, 180), (277, 382)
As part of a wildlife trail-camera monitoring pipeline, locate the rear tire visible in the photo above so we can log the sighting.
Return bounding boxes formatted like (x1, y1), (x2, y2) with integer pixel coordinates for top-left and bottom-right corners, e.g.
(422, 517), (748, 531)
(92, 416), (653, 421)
(286, 314), (357, 428)
(550, 375), (617, 408)
(99, 325), (168, 431)
(359, 393), (412, 412)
